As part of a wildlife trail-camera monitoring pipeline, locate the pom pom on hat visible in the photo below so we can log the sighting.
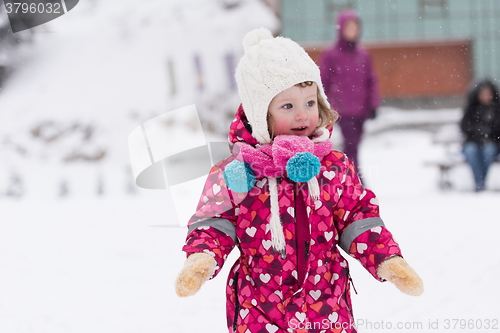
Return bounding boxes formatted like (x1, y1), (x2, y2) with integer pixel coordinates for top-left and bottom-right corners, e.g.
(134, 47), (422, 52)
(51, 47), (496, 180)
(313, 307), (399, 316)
(242, 27), (273, 51)
(223, 160), (256, 193)
(286, 152), (321, 183)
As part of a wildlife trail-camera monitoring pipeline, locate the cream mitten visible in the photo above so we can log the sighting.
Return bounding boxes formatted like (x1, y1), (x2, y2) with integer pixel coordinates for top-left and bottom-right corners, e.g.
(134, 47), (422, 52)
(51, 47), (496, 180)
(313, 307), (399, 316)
(175, 252), (217, 297)
(377, 256), (424, 296)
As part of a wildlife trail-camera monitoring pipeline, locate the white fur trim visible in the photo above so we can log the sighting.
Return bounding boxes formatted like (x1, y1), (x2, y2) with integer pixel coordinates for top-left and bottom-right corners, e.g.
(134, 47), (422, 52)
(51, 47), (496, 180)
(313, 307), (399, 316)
(311, 127), (330, 143)
(268, 177), (286, 252)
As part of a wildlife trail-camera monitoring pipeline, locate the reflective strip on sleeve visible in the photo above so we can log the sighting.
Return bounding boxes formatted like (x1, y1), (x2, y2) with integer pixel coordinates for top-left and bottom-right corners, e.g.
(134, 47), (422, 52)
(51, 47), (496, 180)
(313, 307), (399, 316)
(187, 218), (236, 242)
(339, 217), (385, 253)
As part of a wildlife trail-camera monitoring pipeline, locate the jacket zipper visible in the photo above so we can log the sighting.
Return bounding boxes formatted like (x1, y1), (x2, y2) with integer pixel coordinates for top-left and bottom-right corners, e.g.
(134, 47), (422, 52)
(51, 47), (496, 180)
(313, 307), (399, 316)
(232, 272), (240, 333)
(304, 240), (310, 261)
(344, 268), (354, 318)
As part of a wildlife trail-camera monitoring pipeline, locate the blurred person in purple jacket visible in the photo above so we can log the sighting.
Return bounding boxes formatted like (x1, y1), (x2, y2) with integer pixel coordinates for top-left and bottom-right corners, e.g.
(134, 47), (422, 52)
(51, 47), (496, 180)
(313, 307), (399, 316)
(320, 9), (380, 181)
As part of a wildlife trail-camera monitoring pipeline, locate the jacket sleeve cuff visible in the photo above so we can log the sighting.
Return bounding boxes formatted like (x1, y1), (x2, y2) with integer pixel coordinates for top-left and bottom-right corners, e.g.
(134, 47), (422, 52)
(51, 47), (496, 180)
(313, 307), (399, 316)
(345, 225), (402, 281)
(182, 225), (235, 279)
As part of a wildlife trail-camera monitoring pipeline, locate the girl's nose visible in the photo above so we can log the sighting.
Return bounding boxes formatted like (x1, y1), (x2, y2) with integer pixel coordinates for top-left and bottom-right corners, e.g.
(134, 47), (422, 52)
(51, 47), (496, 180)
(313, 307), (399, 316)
(295, 107), (307, 121)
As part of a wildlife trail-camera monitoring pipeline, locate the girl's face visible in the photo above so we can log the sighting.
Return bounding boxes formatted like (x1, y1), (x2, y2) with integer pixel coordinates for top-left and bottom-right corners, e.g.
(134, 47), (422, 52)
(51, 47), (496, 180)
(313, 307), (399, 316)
(479, 86), (494, 106)
(268, 83), (319, 138)
(342, 19), (360, 42)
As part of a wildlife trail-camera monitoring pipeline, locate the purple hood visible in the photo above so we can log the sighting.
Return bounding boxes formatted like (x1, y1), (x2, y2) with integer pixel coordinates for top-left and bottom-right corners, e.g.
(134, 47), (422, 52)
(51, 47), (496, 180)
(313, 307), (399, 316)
(336, 9), (361, 51)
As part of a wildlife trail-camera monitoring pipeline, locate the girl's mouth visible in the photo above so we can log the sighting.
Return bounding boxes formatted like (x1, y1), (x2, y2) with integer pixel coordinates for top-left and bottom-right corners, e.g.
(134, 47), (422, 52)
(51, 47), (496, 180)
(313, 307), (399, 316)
(292, 126), (307, 131)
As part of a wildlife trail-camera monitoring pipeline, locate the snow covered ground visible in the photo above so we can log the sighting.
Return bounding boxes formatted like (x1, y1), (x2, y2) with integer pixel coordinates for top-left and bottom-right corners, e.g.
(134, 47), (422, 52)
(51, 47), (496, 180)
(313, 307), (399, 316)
(2, 126), (500, 333)
(1, 1), (499, 332)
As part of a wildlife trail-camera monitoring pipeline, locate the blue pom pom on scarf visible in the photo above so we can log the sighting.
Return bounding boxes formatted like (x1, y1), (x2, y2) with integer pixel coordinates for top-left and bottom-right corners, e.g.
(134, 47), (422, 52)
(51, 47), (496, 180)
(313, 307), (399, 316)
(286, 152), (320, 182)
(223, 160), (256, 192)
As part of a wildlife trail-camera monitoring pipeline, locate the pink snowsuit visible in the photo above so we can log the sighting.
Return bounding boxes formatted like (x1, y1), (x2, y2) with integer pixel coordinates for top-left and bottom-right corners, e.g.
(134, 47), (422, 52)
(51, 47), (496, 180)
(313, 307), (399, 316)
(182, 106), (402, 333)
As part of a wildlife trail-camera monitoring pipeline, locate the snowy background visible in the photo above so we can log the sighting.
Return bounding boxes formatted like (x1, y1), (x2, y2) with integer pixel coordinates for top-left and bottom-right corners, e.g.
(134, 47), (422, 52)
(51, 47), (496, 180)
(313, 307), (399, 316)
(0, 0), (499, 332)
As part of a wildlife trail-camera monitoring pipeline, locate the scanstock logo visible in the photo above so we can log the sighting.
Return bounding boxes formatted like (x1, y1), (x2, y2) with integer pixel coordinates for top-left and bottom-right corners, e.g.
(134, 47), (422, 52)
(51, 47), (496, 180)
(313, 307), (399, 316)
(3, 0), (79, 32)
(128, 105), (231, 227)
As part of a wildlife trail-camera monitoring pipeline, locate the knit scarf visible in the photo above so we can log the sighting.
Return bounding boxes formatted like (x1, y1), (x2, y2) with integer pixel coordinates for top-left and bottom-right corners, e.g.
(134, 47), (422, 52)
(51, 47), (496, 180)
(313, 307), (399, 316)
(226, 128), (333, 252)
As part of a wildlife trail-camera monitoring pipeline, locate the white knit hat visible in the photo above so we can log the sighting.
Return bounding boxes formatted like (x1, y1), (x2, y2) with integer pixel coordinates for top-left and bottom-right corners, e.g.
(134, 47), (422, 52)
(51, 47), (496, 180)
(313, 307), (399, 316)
(235, 28), (331, 145)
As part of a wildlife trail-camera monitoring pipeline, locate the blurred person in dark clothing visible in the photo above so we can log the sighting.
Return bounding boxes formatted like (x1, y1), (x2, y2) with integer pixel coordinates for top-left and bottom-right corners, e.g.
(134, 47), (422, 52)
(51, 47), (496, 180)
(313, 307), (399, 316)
(319, 9), (379, 183)
(460, 79), (500, 191)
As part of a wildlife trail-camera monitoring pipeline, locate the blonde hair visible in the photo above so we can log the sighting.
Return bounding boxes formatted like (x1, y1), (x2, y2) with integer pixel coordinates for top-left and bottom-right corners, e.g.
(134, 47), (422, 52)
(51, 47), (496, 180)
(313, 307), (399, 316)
(267, 81), (338, 139)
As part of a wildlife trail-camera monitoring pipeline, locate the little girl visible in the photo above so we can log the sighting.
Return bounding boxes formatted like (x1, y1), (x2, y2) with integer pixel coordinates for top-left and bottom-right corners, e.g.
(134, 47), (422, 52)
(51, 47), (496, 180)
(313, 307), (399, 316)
(175, 28), (423, 333)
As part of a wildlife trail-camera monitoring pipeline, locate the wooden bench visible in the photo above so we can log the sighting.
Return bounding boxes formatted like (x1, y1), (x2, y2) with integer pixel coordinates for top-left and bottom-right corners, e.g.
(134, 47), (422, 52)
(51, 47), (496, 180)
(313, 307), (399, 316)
(425, 157), (465, 190)
(425, 124), (500, 189)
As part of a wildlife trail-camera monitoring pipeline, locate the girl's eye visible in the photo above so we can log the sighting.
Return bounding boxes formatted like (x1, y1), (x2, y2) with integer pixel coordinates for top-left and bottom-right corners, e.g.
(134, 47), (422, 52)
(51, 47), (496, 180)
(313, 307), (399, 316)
(306, 100), (316, 107)
(282, 103), (293, 109)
